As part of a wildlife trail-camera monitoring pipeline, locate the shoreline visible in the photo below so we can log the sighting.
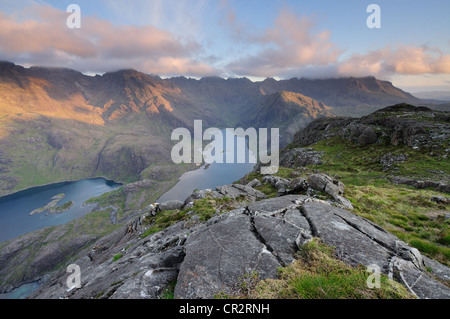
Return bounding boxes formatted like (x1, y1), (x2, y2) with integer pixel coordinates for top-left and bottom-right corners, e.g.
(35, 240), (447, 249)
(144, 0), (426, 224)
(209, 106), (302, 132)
(0, 176), (124, 200)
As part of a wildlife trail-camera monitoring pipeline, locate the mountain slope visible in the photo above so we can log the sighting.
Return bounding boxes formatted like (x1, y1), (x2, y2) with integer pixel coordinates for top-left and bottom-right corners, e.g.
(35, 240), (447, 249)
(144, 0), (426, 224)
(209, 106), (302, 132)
(258, 76), (420, 109)
(1, 103), (449, 299)
(0, 63), (200, 196)
(0, 61), (428, 196)
(240, 91), (333, 145)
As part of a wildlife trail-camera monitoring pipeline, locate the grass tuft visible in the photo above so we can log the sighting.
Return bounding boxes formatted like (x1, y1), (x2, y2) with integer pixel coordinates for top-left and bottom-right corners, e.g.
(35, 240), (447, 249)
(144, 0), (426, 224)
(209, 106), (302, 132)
(220, 238), (415, 299)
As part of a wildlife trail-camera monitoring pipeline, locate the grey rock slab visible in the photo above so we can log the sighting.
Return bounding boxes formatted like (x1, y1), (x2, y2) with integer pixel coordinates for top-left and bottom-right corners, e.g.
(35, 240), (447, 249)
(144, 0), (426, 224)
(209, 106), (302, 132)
(301, 202), (393, 270)
(247, 195), (308, 216)
(215, 184), (266, 200)
(174, 214), (282, 299)
(422, 256), (450, 282)
(159, 200), (184, 211)
(328, 203), (400, 253)
(333, 195), (354, 210)
(253, 208), (309, 265)
(391, 257), (450, 299)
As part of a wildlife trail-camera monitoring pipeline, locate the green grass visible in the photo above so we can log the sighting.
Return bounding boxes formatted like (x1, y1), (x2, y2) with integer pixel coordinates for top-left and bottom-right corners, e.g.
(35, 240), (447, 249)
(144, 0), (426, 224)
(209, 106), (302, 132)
(141, 209), (188, 238)
(140, 196), (250, 239)
(159, 280), (177, 299)
(48, 200), (74, 214)
(112, 253), (123, 262)
(219, 239), (414, 299)
(311, 137), (449, 184)
(302, 137), (450, 266)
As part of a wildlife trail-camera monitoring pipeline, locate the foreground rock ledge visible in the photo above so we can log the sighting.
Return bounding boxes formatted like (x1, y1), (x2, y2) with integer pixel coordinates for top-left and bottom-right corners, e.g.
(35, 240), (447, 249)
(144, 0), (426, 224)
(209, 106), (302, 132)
(28, 194), (450, 299)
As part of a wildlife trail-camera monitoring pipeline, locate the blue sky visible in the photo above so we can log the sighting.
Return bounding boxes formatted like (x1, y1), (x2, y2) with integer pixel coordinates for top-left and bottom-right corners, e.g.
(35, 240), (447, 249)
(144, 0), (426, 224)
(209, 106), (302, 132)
(1, 0), (449, 91)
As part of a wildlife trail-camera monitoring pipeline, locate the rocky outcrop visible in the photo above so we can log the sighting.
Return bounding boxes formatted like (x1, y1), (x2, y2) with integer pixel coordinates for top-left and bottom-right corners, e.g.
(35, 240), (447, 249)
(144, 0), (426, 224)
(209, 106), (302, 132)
(380, 153), (408, 171)
(0, 227), (98, 295)
(390, 176), (450, 194)
(294, 104), (449, 151)
(279, 147), (323, 168)
(183, 184), (267, 206)
(159, 200), (184, 211)
(26, 187), (450, 299)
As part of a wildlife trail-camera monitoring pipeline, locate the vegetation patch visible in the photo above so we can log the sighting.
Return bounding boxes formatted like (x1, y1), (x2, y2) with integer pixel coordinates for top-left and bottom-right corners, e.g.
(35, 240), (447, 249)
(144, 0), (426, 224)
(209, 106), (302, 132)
(112, 253), (123, 262)
(141, 209), (187, 238)
(305, 137), (449, 265)
(47, 200), (74, 214)
(141, 195), (250, 238)
(159, 280), (177, 299)
(219, 239), (415, 299)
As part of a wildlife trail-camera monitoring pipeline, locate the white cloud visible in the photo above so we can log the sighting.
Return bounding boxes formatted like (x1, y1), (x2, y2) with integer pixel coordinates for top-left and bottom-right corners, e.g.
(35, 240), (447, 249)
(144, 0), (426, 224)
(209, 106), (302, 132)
(0, 3), (217, 77)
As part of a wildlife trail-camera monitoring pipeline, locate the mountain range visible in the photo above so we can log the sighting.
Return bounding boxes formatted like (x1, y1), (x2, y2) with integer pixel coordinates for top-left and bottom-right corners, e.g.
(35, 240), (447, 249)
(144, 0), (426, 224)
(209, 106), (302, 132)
(0, 61), (433, 197)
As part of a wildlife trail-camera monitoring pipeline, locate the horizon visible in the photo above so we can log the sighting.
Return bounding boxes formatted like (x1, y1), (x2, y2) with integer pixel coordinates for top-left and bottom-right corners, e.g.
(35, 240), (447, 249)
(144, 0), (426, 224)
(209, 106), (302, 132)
(0, 60), (427, 96)
(1, 1), (450, 92)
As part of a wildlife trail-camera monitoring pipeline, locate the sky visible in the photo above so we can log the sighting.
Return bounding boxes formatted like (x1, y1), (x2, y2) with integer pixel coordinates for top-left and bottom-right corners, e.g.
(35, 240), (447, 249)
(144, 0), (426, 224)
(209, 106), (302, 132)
(0, 0), (449, 92)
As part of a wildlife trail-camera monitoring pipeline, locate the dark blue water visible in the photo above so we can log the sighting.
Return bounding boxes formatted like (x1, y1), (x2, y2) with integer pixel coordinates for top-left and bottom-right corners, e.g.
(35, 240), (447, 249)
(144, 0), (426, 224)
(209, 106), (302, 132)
(0, 282), (40, 299)
(157, 129), (256, 203)
(0, 129), (255, 299)
(0, 177), (122, 243)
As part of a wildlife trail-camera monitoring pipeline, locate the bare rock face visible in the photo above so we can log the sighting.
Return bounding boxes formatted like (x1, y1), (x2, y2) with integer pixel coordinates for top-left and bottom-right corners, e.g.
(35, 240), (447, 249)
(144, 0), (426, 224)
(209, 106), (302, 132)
(279, 147), (324, 168)
(159, 200), (184, 211)
(175, 214), (281, 299)
(21, 188), (450, 300)
(294, 104), (449, 151)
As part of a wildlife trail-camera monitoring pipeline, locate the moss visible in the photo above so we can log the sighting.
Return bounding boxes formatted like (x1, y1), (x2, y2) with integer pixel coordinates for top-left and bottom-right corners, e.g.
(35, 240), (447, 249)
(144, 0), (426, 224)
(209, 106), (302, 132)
(159, 280), (177, 299)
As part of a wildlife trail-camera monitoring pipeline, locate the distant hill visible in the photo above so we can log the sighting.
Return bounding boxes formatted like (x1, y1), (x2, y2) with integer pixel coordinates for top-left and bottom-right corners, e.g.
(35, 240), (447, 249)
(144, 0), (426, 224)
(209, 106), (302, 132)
(412, 91), (450, 102)
(0, 61), (428, 196)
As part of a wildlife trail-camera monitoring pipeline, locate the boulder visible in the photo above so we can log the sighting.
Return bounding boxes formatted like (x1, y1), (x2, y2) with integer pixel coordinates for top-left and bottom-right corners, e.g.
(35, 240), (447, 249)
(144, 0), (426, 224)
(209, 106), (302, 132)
(307, 174), (345, 197)
(159, 200), (184, 211)
(262, 175), (289, 189)
(246, 179), (262, 188)
(358, 127), (378, 145)
(183, 188), (221, 205)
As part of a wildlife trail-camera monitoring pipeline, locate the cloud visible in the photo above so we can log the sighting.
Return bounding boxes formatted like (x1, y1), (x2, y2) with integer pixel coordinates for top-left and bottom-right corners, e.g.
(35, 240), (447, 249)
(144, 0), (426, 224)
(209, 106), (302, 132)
(338, 45), (450, 77)
(223, 6), (450, 80)
(0, 4), (217, 76)
(1, 2), (449, 81)
(225, 9), (342, 78)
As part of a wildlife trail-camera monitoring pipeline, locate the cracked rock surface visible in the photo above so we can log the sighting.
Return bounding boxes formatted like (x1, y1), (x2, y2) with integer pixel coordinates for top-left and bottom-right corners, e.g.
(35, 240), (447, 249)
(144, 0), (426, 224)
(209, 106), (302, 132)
(27, 190), (450, 299)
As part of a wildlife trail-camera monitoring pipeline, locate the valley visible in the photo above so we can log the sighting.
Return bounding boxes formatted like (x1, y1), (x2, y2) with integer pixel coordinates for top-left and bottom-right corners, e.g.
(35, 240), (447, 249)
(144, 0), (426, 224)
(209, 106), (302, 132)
(0, 62), (449, 300)
(0, 61), (433, 197)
